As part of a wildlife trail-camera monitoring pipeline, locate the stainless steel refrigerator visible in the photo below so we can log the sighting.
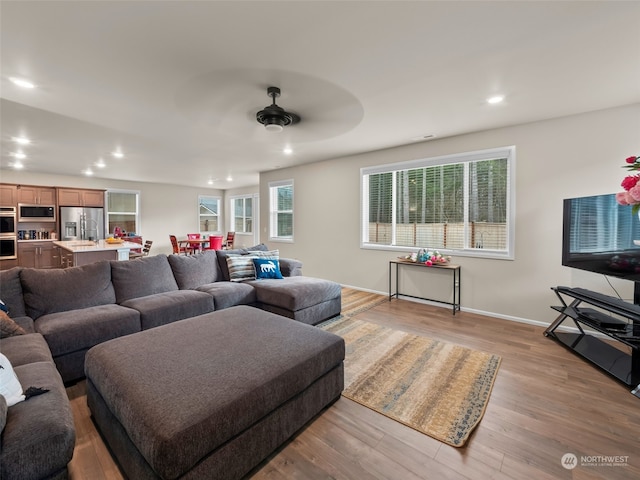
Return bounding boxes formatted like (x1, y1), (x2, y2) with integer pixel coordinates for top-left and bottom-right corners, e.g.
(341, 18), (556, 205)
(60, 207), (104, 241)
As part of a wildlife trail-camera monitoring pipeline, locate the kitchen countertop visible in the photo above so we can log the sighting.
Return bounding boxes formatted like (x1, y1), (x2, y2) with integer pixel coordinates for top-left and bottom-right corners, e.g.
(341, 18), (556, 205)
(53, 240), (142, 252)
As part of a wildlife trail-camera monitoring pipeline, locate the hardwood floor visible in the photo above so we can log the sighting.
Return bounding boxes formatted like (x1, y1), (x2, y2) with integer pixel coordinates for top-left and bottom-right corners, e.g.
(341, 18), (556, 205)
(67, 299), (640, 479)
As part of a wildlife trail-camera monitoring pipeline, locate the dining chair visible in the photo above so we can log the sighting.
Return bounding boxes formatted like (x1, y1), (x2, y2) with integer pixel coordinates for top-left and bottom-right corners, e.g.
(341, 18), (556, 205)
(204, 235), (223, 251)
(129, 240), (153, 259)
(223, 232), (235, 250)
(187, 233), (202, 254)
(170, 235), (189, 255)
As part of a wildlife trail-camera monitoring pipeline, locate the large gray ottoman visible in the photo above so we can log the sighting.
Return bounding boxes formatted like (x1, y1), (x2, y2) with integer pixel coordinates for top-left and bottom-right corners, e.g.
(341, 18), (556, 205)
(85, 306), (345, 480)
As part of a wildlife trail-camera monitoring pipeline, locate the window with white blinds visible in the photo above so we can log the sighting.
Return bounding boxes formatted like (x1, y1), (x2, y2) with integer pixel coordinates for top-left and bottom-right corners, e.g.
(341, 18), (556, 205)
(269, 180), (294, 241)
(361, 146), (515, 259)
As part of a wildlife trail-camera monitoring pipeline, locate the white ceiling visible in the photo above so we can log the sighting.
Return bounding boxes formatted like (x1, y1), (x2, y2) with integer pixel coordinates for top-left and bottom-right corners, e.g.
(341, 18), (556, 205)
(1, 1), (639, 189)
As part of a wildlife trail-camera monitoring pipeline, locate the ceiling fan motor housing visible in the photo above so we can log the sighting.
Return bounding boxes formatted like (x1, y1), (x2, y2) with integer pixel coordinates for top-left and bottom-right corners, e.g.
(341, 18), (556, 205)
(256, 86), (299, 131)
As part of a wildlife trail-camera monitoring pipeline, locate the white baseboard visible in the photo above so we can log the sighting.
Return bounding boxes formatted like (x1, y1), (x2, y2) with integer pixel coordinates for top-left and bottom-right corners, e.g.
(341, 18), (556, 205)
(340, 284), (614, 338)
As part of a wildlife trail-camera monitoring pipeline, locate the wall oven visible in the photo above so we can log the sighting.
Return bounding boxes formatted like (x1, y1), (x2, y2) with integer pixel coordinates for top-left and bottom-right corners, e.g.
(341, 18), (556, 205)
(1, 206), (17, 236)
(0, 207), (17, 260)
(0, 237), (17, 260)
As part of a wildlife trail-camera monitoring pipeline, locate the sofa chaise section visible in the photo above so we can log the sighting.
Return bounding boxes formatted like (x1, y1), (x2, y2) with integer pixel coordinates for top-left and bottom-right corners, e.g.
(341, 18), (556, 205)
(248, 276), (342, 325)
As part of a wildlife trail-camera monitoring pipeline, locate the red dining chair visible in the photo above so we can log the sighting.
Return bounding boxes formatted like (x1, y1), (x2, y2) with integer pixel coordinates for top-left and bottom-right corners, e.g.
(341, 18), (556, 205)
(170, 235), (189, 255)
(187, 233), (201, 254)
(204, 235), (223, 251)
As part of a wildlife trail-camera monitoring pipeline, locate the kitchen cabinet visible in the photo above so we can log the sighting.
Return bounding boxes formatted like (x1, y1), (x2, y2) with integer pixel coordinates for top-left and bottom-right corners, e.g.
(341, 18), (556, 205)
(0, 184), (17, 206)
(57, 188), (105, 207)
(17, 186), (56, 205)
(0, 259), (19, 271)
(18, 241), (58, 269)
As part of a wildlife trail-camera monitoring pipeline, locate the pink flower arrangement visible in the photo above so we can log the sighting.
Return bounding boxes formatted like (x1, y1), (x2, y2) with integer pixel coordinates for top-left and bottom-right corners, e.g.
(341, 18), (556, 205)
(616, 155), (640, 214)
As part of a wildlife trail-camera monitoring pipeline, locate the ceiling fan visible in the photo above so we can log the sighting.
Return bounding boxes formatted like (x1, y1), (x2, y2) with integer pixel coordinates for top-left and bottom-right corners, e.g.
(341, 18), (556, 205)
(256, 86), (300, 132)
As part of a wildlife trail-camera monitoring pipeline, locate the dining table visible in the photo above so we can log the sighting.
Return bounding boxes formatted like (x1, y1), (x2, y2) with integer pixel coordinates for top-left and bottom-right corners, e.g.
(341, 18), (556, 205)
(177, 238), (210, 254)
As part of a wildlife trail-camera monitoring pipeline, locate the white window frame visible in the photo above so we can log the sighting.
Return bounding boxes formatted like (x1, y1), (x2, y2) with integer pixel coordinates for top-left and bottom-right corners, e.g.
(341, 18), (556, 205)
(229, 194), (254, 234)
(269, 179), (294, 242)
(198, 195), (222, 234)
(360, 146), (515, 259)
(106, 189), (140, 236)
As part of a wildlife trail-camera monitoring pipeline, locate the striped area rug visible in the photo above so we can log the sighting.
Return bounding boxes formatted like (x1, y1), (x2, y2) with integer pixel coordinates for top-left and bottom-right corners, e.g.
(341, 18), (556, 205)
(321, 316), (501, 447)
(339, 287), (388, 318)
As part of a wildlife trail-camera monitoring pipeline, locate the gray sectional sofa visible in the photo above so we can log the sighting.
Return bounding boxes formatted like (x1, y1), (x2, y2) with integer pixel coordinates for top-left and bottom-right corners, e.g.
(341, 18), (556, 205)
(0, 245), (341, 480)
(0, 318), (75, 480)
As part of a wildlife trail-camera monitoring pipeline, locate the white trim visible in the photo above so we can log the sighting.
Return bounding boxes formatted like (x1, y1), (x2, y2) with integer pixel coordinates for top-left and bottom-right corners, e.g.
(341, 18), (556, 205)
(269, 179), (294, 242)
(361, 146), (515, 176)
(344, 288), (610, 338)
(360, 146), (516, 260)
(105, 189), (141, 236)
(198, 194), (222, 234)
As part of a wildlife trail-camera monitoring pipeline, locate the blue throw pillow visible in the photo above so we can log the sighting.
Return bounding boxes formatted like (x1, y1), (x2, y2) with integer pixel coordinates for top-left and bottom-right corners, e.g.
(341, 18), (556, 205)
(253, 258), (284, 280)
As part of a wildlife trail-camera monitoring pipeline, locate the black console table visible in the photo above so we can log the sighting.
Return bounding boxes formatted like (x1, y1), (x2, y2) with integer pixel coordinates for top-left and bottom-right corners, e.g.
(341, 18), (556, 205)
(545, 286), (640, 397)
(389, 260), (461, 314)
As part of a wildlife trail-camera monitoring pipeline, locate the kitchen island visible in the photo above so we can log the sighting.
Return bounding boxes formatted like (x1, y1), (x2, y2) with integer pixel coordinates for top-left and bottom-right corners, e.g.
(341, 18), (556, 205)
(53, 239), (142, 267)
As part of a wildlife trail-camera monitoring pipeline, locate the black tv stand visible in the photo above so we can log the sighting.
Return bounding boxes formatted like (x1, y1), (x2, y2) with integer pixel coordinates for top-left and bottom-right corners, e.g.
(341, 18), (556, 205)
(545, 286), (640, 397)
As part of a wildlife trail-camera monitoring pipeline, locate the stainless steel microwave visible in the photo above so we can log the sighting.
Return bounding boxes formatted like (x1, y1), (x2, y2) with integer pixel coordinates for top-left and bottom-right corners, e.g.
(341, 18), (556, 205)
(18, 203), (56, 222)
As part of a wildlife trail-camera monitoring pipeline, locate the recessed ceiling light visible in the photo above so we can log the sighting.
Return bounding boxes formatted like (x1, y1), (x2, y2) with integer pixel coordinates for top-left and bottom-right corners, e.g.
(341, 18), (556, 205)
(12, 152), (26, 159)
(12, 161), (24, 170)
(112, 151), (124, 158)
(226, 175), (233, 182)
(487, 95), (505, 104)
(12, 136), (30, 145)
(9, 77), (36, 89)
(84, 169), (94, 176)
(95, 159), (106, 168)
(207, 179), (213, 185)
(283, 147), (293, 155)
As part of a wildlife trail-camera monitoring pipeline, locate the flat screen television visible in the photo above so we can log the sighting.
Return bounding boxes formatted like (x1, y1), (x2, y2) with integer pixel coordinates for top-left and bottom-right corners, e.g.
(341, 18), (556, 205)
(562, 193), (640, 296)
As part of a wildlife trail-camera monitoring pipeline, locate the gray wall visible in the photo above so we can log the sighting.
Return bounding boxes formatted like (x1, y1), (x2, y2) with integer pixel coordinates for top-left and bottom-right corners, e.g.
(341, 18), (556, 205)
(259, 104), (640, 325)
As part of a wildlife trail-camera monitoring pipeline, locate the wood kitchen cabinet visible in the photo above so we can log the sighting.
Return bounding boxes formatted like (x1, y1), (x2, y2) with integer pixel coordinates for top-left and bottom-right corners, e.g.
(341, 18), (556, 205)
(0, 184), (17, 205)
(57, 188), (105, 207)
(17, 185), (56, 205)
(18, 241), (58, 269)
